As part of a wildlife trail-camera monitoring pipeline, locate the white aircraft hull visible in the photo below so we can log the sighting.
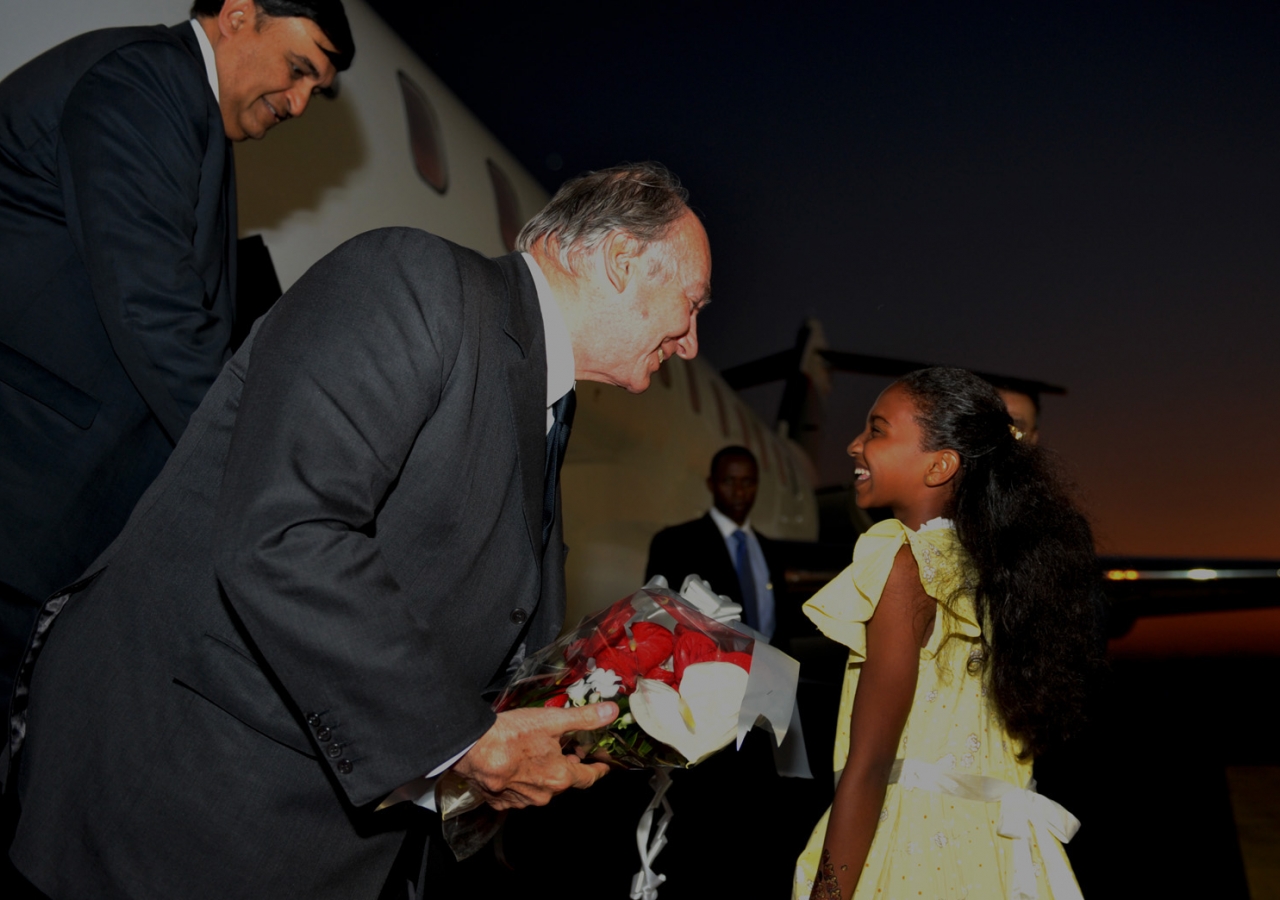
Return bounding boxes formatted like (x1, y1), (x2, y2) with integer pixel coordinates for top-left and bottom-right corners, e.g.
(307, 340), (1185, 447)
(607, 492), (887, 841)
(1, 0), (818, 625)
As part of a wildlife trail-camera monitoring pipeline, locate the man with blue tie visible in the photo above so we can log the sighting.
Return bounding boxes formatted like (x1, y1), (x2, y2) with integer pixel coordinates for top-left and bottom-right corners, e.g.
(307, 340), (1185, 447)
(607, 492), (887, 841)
(643, 445), (803, 896)
(646, 445), (790, 646)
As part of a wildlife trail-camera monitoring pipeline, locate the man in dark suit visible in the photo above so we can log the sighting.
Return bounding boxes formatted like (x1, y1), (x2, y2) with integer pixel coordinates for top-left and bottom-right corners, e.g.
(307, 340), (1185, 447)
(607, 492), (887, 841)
(10, 163), (711, 898)
(644, 445), (805, 898)
(0, 0), (355, 707)
(646, 445), (794, 649)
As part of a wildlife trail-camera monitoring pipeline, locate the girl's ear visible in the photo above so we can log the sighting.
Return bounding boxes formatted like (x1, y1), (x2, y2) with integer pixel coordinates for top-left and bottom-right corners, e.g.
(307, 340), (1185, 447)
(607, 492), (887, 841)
(923, 449), (960, 488)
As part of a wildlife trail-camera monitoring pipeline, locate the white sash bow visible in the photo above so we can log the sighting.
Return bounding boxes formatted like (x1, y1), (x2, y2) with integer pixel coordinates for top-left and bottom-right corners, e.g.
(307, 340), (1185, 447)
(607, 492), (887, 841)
(630, 767), (675, 900)
(889, 758), (1083, 900)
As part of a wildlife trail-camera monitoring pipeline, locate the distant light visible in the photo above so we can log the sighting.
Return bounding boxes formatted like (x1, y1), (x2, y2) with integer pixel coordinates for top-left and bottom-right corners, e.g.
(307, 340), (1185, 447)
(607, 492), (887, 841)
(1103, 565), (1278, 582)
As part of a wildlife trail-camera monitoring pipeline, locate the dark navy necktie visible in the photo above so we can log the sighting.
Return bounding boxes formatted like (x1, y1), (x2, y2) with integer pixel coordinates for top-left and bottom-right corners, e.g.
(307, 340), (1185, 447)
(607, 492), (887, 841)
(732, 529), (759, 629)
(542, 389), (576, 547)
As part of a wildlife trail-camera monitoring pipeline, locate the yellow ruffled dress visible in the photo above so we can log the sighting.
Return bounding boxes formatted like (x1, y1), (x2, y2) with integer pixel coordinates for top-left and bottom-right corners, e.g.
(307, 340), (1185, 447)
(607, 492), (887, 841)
(792, 519), (1081, 900)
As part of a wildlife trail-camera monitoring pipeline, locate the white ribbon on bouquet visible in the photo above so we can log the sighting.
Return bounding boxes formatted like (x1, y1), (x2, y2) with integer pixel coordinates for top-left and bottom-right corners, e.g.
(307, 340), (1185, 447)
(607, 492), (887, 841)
(888, 758), (1083, 900)
(625, 576), (802, 898)
(629, 767), (675, 900)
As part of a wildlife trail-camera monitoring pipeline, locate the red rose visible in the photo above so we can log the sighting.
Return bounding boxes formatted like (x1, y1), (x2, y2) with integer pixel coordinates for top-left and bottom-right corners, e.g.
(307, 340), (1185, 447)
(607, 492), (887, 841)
(673, 629), (718, 681)
(642, 666), (678, 687)
(714, 650), (753, 673)
(543, 694), (569, 708)
(630, 622), (676, 673)
(594, 646), (642, 691)
(566, 597), (637, 663)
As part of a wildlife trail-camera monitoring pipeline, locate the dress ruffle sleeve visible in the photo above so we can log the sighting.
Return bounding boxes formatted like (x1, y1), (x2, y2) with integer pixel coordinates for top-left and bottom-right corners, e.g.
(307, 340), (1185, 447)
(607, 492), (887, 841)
(802, 519), (911, 659)
(804, 519), (983, 659)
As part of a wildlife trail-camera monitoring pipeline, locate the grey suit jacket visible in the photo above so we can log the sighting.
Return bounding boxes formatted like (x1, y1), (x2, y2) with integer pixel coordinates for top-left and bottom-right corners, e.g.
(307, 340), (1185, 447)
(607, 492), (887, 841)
(12, 229), (563, 899)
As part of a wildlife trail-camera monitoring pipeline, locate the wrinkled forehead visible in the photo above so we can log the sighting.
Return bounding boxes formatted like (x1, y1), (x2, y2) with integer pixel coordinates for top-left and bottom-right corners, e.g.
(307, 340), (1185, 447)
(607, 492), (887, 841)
(668, 214), (712, 299)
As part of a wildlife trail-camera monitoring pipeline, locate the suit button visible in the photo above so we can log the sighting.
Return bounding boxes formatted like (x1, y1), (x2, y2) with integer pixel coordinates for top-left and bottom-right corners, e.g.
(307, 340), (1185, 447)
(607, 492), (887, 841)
(337, 759), (353, 775)
(316, 726), (332, 742)
(307, 713), (322, 727)
(510, 608), (528, 625)
(327, 744), (342, 759)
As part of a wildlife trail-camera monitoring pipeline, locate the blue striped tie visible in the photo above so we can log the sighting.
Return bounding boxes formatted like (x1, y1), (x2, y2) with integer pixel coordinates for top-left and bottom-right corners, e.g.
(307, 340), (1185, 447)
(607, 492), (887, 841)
(732, 529), (758, 630)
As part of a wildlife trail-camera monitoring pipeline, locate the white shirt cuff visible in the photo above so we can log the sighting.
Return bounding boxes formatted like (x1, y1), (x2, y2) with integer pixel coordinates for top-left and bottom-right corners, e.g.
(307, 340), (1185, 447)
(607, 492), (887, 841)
(378, 741), (476, 812)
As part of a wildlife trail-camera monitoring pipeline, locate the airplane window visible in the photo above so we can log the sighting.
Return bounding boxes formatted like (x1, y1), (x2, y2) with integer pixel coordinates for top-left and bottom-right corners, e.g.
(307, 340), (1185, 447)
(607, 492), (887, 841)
(710, 379), (729, 437)
(396, 71), (447, 194)
(684, 359), (701, 413)
(486, 159), (522, 252)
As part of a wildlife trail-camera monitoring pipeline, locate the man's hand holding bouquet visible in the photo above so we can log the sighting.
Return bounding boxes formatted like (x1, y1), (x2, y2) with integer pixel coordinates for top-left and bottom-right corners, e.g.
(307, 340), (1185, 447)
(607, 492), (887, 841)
(437, 578), (800, 897)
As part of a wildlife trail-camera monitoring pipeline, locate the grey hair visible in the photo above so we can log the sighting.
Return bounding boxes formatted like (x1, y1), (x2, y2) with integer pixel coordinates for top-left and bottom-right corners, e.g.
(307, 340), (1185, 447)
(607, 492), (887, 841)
(515, 162), (691, 271)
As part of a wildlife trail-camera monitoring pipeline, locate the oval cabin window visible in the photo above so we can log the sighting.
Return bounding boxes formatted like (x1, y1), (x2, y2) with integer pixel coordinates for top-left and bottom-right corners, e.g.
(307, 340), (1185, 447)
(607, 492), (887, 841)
(396, 71), (447, 193)
(487, 159), (522, 252)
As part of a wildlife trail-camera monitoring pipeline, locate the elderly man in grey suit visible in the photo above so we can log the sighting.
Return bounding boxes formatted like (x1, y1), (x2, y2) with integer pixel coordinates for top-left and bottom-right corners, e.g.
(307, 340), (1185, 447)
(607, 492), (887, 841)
(9, 163), (711, 899)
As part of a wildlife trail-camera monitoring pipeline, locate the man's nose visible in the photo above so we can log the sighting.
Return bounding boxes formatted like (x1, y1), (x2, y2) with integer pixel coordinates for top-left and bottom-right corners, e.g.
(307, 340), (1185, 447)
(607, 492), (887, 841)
(847, 437), (861, 456)
(674, 315), (699, 359)
(285, 86), (312, 119)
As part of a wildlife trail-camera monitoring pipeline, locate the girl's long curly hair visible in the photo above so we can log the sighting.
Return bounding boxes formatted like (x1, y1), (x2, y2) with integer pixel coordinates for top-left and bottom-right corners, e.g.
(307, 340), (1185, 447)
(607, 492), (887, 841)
(898, 367), (1104, 758)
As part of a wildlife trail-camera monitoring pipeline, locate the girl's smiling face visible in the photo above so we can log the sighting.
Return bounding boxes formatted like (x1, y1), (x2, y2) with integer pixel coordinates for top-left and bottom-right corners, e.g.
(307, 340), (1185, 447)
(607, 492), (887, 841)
(847, 383), (958, 529)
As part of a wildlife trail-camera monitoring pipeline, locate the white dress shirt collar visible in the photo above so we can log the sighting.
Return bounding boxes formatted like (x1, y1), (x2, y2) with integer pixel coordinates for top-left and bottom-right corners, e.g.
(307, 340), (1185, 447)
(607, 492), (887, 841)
(521, 253), (576, 426)
(708, 505), (752, 538)
(189, 19), (220, 102)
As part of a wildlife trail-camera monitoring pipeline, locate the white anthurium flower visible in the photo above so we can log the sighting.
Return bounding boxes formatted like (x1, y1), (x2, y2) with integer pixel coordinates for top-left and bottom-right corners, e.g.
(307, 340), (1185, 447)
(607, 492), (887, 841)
(628, 661), (749, 765)
(586, 667), (623, 700)
(565, 677), (590, 705)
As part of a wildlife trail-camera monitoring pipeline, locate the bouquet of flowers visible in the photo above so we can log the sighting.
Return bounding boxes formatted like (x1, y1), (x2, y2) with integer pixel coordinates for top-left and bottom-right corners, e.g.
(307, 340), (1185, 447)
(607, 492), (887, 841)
(438, 577), (800, 892)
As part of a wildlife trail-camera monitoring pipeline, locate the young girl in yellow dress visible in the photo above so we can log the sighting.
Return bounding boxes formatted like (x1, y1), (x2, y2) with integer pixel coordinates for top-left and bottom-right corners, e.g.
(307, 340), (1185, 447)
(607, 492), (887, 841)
(794, 368), (1102, 900)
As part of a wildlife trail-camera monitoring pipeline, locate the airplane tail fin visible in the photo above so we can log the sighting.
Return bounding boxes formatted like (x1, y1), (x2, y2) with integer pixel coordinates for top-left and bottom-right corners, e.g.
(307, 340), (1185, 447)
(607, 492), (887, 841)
(721, 318), (832, 462)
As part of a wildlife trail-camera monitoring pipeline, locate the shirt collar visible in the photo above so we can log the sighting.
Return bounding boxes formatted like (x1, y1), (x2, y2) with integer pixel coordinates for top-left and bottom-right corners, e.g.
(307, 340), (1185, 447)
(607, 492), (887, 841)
(709, 505), (752, 538)
(189, 19), (220, 102)
(521, 253), (576, 409)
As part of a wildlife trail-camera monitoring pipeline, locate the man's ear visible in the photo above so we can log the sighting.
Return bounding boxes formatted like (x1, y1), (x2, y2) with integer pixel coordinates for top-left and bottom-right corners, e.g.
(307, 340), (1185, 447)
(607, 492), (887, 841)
(923, 449), (960, 488)
(219, 0), (255, 37)
(602, 230), (641, 294)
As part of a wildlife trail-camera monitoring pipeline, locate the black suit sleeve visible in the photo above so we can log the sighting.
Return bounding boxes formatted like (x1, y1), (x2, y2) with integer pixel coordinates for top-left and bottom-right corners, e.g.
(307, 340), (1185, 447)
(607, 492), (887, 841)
(59, 40), (229, 443)
(212, 230), (493, 806)
(645, 527), (683, 588)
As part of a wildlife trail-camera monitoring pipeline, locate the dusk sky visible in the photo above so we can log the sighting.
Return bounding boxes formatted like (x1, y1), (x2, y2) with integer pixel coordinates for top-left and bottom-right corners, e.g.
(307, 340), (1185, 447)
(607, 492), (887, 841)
(370, 0), (1280, 559)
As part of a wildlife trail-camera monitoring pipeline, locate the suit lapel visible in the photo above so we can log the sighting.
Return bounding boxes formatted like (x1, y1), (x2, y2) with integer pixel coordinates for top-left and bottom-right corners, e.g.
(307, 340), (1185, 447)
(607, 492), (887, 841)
(172, 22), (237, 338)
(497, 254), (547, 558)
